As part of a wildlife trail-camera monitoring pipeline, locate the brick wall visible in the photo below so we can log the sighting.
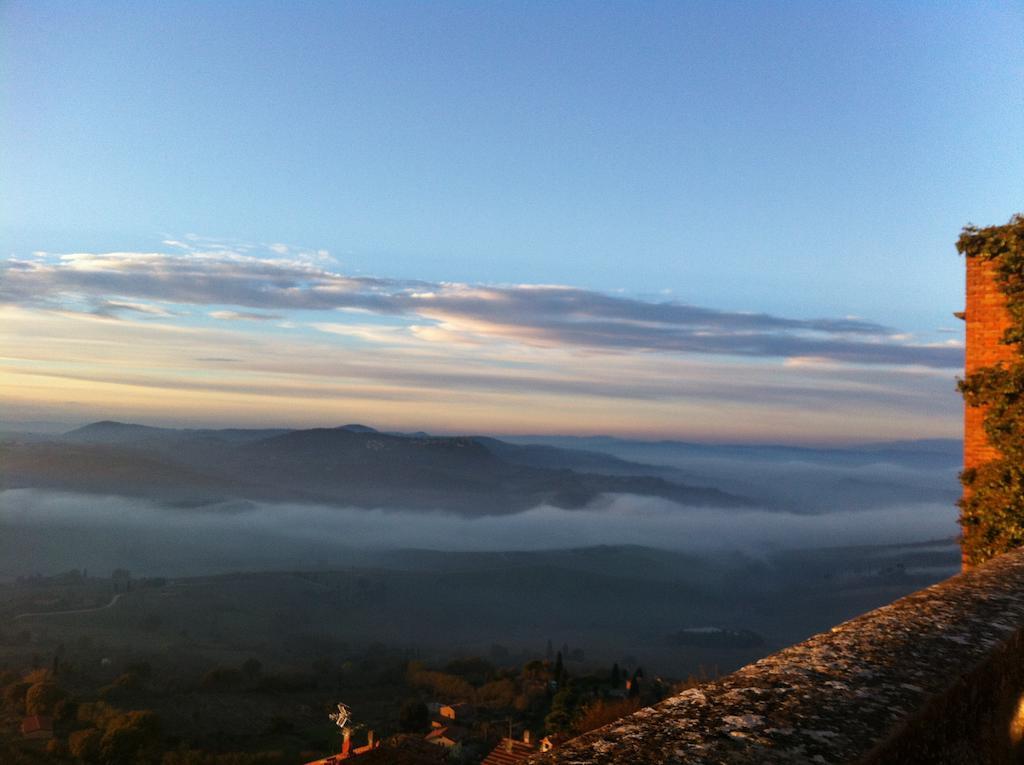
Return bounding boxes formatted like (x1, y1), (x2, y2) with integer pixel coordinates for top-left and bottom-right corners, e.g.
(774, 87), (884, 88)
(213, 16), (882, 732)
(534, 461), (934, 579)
(962, 256), (1017, 567)
(963, 257), (1016, 470)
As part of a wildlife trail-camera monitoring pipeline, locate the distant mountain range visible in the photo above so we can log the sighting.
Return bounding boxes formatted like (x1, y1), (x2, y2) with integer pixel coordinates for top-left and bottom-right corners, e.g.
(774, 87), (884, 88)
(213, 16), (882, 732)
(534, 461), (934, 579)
(0, 421), (753, 514)
(498, 434), (962, 470)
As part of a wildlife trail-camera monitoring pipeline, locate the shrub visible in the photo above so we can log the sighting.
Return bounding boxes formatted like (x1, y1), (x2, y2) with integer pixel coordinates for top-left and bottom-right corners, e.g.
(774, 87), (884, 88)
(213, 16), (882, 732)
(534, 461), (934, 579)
(69, 728), (102, 761)
(573, 697), (641, 734)
(398, 699), (430, 733)
(100, 709), (161, 764)
(25, 681), (65, 715)
(3, 681), (30, 714)
(200, 667), (243, 690)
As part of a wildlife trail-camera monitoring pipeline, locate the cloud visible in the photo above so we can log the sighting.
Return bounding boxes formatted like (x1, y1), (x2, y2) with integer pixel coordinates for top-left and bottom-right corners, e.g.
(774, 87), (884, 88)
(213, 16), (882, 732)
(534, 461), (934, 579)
(91, 300), (173, 318)
(0, 264), (961, 444)
(0, 247), (962, 368)
(210, 310), (283, 321)
(2, 351), (953, 411)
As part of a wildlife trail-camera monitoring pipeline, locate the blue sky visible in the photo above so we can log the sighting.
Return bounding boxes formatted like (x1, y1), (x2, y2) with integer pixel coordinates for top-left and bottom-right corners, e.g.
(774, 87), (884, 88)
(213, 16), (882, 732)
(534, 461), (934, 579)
(1, 1), (1022, 440)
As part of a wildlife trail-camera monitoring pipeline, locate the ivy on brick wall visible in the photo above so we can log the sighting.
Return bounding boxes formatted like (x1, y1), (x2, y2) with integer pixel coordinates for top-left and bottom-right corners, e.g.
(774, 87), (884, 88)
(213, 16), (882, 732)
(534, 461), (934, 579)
(957, 214), (1024, 565)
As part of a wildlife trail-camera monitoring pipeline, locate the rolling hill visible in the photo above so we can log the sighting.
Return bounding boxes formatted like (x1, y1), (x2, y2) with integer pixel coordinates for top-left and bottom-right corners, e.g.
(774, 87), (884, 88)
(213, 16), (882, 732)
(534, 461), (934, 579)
(1, 421), (751, 514)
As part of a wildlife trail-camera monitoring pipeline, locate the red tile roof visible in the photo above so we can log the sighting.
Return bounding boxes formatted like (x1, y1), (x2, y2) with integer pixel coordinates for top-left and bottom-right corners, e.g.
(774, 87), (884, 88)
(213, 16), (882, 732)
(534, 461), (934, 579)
(424, 726), (448, 741)
(481, 738), (535, 765)
(427, 724), (470, 740)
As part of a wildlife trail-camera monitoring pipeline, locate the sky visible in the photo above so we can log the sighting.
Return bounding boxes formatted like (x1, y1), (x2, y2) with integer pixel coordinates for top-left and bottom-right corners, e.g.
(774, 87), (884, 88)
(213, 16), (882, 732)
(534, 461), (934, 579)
(2, 1), (1023, 442)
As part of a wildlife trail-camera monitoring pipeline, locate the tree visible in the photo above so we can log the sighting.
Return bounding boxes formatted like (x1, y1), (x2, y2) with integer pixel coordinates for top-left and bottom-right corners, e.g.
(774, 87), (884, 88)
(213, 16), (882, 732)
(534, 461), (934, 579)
(443, 657), (495, 686)
(69, 728), (101, 761)
(77, 700), (121, 730)
(25, 682), (65, 715)
(628, 667), (644, 698)
(477, 678), (517, 709)
(241, 657), (263, 681)
(126, 661), (152, 680)
(399, 700), (430, 733)
(45, 738), (67, 758)
(574, 698), (641, 734)
(100, 709), (160, 764)
(407, 669), (474, 701)
(544, 684), (580, 734)
(3, 681), (30, 714)
(200, 667), (242, 690)
(522, 660), (546, 681)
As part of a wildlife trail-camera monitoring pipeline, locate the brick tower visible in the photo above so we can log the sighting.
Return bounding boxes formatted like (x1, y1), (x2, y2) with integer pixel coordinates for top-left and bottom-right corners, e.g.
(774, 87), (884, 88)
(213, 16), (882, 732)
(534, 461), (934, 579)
(961, 255), (1017, 567)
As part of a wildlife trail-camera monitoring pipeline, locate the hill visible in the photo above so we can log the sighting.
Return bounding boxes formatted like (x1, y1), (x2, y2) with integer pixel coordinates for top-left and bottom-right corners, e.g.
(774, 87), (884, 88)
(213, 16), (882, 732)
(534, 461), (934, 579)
(1, 422), (750, 515)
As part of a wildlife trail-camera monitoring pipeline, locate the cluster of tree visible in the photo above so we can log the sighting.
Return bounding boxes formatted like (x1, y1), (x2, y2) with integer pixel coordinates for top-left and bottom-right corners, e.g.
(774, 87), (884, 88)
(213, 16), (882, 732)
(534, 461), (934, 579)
(198, 657), (321, 694)
(0, 739), (56, 765)
(571, 697), (643, 735)
(0, 656), (315, 764)
(399, 651), (666, 752)
(66, 703), (161, 764)
(406, 658), (530, 712)
(0, 664), (161, 765)
(543, 662), (651, 735)
(0, 634), (693, 764)
(2, 668), (71, 719)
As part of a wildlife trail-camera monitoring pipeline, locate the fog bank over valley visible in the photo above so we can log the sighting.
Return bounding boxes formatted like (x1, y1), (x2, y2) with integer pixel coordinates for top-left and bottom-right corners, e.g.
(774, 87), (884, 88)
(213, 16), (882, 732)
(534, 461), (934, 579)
(0, 423), (963, 676)
(0, 489), (958, 579)
(0, 421), (962, 577)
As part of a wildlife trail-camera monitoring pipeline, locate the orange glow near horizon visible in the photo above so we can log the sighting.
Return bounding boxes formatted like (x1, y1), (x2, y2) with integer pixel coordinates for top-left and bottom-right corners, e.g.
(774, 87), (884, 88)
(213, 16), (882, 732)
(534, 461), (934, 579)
(1, 301), (961, 443)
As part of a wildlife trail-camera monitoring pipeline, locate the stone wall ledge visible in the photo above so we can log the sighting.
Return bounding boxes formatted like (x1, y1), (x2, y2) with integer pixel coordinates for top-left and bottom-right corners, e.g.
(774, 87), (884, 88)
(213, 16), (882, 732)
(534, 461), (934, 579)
(529, 547), (1024, 764)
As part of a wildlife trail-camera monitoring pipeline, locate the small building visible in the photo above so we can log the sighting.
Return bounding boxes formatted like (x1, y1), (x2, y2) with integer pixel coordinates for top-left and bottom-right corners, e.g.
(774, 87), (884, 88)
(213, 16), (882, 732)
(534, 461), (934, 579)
(439, 702), (475, 723)
(424, 724), (469, 748)
(21, 716), (54, 740)
(481, 735), (536, 765)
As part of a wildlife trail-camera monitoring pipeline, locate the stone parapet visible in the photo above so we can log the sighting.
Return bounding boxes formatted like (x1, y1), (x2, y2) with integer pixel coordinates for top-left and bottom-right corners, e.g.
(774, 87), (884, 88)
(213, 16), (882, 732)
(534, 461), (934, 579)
(529, 547), (1024, 764)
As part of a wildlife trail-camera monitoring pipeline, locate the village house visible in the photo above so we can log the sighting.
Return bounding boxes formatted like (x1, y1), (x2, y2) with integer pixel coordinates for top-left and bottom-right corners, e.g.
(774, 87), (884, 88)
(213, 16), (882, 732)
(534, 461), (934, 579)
(438, 702), (474, 723)
(423, 699), (476, 748)
(480, 731), (537, 765)
(423, 723), (470, 749)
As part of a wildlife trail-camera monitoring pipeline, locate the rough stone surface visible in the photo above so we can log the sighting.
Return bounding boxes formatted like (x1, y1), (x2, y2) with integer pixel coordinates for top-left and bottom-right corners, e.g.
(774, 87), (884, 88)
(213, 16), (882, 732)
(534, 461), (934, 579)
(528, 548), (1024, 764)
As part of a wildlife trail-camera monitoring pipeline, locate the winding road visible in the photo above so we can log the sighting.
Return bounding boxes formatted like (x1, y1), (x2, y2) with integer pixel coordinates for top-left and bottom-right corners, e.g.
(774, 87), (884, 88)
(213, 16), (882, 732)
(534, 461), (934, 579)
(11, 592), (125, 621)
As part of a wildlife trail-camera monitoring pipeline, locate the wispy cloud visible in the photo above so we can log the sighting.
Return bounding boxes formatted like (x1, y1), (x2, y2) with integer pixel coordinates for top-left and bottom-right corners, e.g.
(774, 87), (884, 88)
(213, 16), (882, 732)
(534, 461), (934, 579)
(0, 241), (964, 439)
(0, 246), (962, 368)
(91, 300), (174, 318)
(209, 310), (284, 321)
(0, 298), (960, 440)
